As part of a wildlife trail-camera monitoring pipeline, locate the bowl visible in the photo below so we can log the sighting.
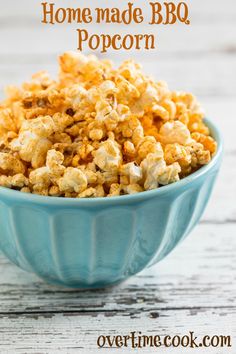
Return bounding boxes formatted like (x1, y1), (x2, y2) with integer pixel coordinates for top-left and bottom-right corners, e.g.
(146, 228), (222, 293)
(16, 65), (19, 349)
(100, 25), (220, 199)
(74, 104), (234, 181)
(0, 118), (223, 288)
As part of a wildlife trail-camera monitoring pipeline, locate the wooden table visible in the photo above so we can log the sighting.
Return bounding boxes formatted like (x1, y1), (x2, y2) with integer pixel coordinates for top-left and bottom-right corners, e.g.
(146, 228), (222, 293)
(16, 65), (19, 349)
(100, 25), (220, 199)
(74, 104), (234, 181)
(0, 1), (235, 352)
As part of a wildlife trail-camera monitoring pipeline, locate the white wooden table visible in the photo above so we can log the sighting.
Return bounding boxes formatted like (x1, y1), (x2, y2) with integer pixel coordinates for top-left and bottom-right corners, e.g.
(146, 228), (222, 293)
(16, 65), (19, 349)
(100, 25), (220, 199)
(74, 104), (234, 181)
(0, 0), (235, 352)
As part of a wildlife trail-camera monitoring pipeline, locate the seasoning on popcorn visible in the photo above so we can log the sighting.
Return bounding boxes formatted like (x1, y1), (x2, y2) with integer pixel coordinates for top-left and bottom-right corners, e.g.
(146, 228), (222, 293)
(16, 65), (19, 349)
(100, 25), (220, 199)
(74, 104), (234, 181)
(0, 52), (217, 197)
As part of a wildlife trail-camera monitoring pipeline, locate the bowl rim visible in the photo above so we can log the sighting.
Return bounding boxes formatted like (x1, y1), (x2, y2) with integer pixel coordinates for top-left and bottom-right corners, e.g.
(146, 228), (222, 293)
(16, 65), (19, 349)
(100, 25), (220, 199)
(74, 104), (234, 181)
(0, 118), (223, 206)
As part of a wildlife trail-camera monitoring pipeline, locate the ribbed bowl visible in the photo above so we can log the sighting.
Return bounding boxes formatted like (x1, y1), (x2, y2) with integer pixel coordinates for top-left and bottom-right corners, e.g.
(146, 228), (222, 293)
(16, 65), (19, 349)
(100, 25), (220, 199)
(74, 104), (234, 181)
(0, 119), (223, 288)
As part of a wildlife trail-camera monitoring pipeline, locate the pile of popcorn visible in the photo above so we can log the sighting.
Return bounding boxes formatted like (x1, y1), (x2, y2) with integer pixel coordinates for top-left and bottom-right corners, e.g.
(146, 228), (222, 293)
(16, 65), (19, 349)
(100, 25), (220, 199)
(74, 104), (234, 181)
(0, 52), (217, 198)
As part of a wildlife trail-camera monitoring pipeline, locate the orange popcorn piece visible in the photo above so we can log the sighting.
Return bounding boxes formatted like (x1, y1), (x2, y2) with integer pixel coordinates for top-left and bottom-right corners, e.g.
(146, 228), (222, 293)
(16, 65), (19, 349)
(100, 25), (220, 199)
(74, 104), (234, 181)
(0, 52), (217, 197)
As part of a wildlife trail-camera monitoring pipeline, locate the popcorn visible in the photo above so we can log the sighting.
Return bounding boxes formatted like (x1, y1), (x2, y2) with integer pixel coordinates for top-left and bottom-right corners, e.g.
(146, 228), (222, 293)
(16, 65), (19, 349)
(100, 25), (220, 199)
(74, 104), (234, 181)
(137, 136), (162, 160)
(0, 173), (28, 189)
(159, 121), (192, 145)
(0, 152), (25, 175)
(21, 187), (31, 193)
(99, 80), (118, 98)
(21, 115), (56, 137)
(93, 139), (122, 171)
(58, 167), (87, 193)
(0, 175), (13, 188)
(0, 108), (17, 132)
(78, 187), (96, 198)
(29, 167), (51, 191)
(0, 52), (217, 197)
(161, 100), (177, 120)
(89, 128), (104, 141)
(152, 104), (169, 121)
(141, 152), (166, 190)
(188, 141), (211, 167)
(122, 183), (143, 194)
(49, 185), (60, 197)
(191, 132), (217, 154)
(140, 149), (181, 190)
(164, 143), (191, 167)
(123, 140), (136, 159)
(108, 183), (121, 197)
(46, 149), (65, 176)
(11, 174), (29, 188)
(10, 130), (52, 168)
(120, 162), (142, 184)
(95, 184), (105, 197)
(157, 162), (181, 185)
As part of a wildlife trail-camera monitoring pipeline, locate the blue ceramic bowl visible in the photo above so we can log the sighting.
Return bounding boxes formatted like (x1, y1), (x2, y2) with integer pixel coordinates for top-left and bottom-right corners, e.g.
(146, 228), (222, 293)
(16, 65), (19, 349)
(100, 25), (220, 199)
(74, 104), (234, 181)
(0, 119), (222, 288)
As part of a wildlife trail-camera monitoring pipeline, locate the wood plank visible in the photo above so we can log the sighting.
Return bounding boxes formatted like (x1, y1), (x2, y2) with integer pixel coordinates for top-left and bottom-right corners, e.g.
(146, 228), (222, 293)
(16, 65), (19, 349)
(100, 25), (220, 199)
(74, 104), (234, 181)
(204, 155), (236, 222)
(0, 55), (235, 98)
(1, 23), (236, 55)
(0, 224), (234, 313)
(0, 0), (235, 23)
(0, 308), (235, 353)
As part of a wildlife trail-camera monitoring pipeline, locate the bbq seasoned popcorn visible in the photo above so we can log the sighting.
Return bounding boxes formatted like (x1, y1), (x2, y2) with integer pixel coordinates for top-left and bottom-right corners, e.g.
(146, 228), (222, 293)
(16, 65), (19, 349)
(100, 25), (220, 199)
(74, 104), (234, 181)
(0, 52), (217, 197)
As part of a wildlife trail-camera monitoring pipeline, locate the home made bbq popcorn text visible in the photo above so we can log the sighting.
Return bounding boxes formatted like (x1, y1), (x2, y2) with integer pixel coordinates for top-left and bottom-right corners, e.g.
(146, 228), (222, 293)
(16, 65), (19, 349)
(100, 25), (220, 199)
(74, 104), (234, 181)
(0, 52), (217, 198)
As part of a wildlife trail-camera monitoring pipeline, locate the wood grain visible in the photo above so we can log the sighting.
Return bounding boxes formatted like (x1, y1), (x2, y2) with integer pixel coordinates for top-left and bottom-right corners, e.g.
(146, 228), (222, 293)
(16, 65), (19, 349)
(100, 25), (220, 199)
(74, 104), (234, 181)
(0, 0), (235, 21)
(0, 55), (236, 99)
(0, 308), (235, 353)
(0, 0), (235, 352)
(0, 223), (235, 352)
(0, 0), (235, 99)
(0, 223), (235, 314)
